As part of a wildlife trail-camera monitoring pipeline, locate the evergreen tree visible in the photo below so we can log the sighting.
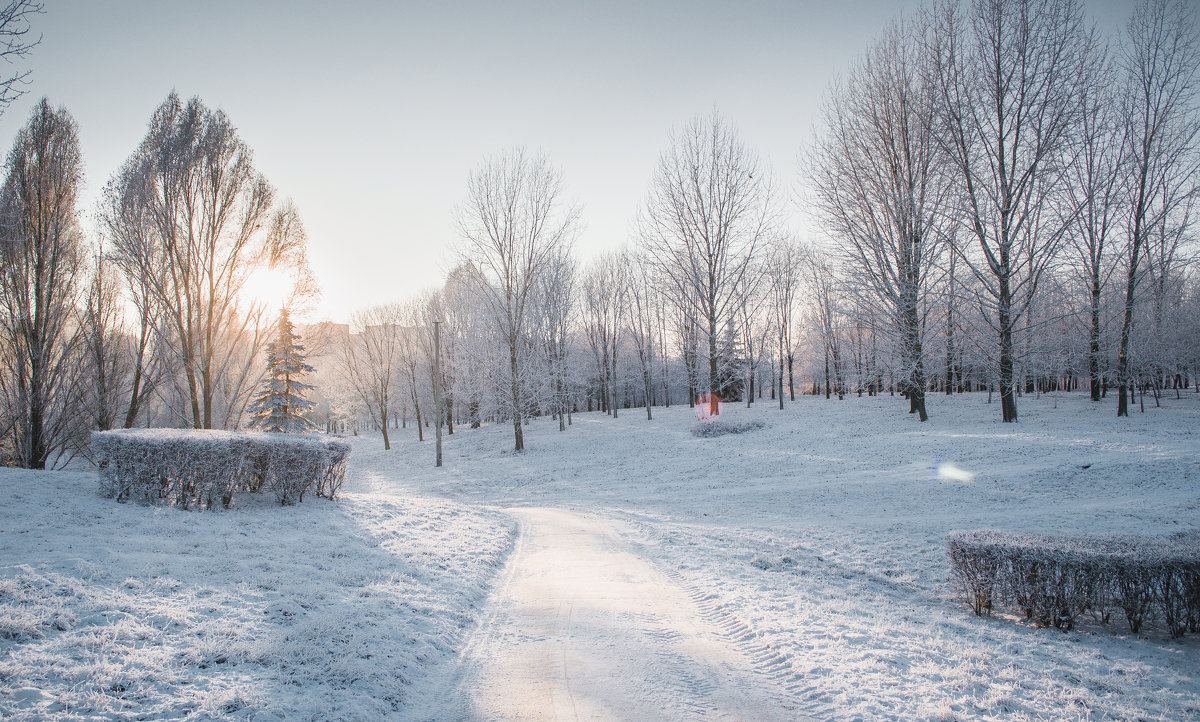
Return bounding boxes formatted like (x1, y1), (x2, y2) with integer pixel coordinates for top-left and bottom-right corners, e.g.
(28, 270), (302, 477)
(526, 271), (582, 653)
(247, 309), (316, 433)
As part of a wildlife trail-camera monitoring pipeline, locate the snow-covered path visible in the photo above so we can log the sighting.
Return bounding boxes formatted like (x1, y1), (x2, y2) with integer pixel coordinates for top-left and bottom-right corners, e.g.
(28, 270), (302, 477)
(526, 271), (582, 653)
(449, 507), (800, 721)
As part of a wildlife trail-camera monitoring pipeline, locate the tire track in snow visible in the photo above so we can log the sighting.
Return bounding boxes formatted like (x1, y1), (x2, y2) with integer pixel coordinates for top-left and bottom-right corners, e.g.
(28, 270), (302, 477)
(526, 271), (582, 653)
(662, 566), (811, 697)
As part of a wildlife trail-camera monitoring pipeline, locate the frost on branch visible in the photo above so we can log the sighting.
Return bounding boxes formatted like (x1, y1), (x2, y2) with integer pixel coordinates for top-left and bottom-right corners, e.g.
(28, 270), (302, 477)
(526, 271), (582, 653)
(93, 429), (351, 509)
(947, 530), (1200, 637)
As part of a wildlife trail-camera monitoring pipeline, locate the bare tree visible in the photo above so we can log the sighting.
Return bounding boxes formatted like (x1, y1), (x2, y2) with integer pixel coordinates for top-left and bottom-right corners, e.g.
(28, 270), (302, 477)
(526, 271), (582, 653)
(930, 0), (1090, 422)
(765, 236), (801, 408)
(736, 271), (769, 407)
(456, 148), (577, 451)
(0, 1), (41, 114)
(1064, 37), (1125, 402)
(415, 289), (457, 436)
(1141, 185), (1195, 402)
(1114, 0), (1200, 416)
(670, 291), (702, 407)
(97, 170), (169, 427)
(0, 98), (84, 468)
(442, 262), (494, 429)
(103, 92), (309, 429)
(639, 110), (779, 417)
(802, 243), (846, 400)
(81, 244), (129, 431)
(582, 251), (628, 418)
(627, 255), (658, 420)
(338, 305), (401, 450)
(398, 298), (430, 442)
(811, 17), (950, 421)
(535, 249), (576, 430)
(653, 285), (674, 407)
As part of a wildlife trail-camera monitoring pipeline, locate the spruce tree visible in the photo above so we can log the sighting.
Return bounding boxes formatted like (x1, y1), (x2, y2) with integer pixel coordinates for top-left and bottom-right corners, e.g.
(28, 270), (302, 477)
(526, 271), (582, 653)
(247, 309), (316, 433)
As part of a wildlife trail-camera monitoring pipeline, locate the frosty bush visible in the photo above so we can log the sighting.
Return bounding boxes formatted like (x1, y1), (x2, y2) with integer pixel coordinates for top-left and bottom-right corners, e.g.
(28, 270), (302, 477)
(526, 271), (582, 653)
(93, 430), (351, 510)
(691, 419), (767, 438)
(947, 530), (1200, 637)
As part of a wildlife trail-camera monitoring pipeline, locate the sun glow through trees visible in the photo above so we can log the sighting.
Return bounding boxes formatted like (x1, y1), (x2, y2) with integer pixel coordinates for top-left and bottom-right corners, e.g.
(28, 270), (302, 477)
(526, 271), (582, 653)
(244, 266), (295, 312)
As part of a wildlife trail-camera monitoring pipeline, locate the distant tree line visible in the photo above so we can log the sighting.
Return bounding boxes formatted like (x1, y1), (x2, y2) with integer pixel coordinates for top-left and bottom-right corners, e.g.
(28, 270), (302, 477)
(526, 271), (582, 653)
(324, 0), (1200, 454)
(2, 0), (1198, 466)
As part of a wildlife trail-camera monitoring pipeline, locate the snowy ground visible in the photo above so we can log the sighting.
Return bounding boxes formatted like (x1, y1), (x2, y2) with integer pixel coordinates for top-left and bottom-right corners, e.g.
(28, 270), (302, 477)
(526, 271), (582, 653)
(0, 452), (514, 719)
(2, 390), (1198, 720)
(386, 391), (1200, 721)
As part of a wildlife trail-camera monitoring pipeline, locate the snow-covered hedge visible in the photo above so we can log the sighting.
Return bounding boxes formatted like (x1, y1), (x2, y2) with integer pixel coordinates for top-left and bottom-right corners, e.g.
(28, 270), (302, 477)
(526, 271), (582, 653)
(93, 429), (351, 510)
(947, 530), (1200, 637)
(691, 418), (767, 438)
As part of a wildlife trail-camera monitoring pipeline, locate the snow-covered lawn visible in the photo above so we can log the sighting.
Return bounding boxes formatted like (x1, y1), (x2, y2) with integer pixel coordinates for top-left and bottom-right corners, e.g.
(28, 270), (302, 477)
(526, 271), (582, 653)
(2, 390), (1198, 720)
(385, 391), (1200, 720)
(0, 453), (514, 720)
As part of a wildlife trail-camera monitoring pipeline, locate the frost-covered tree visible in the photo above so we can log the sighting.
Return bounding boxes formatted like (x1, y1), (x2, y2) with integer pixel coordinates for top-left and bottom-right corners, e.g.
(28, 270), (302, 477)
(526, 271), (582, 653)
(639, 110), (779, 417)
(930, 0), (1090, 422)
(103, 92), (313, 430)
(582, 252), (627, 417)
(0, 98), (85, 469)
(443, 262), (495, 429)
(1114, 0), (1200, 416)
(810, 16), (949, 421)
(338, 305), (401, 449)
(1063, 37), (1124, 402)
(455, 147), (578, 451)
(81, 243), (129, 432)
(533, 249), (576, 430)
(765, 236), (801, 406)
(627, 256), (659, 420)
(397, 298), (430, 442)
(247, 309), (316, 433)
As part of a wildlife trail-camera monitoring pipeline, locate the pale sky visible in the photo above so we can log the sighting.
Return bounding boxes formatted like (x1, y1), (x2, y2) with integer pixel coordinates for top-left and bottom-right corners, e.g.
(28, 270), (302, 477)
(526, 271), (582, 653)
(0, 0), (1134, 323)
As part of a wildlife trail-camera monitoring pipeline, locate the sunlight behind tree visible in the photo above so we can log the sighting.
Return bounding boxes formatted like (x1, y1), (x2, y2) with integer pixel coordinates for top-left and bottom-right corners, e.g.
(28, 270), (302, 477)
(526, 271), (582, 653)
(244, 266), (296, 314)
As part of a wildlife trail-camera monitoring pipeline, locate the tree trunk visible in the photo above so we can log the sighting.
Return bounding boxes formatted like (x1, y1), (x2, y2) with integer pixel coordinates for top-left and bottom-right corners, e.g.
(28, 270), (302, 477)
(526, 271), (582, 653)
(184, 354), (202, 429)
(28, 369), (45, 470)
(824, 349), (831, 400)
(999, 293), (1018, 422)
(1089, 272), (1102, 402)
(642, 366), (653, 421)
(1116, 262), (1136, 417)
(787, 354), (795, 401)
(610, 345), (619, 420)
(778, 349), (784, 410)
(946, 255), (956, 396)
(510, 344), (524, 451)
(124, 369), (143, 429)
(381, 407), (391, 450)
(558, 375), (567, 431)
(708, 312), (720, 416)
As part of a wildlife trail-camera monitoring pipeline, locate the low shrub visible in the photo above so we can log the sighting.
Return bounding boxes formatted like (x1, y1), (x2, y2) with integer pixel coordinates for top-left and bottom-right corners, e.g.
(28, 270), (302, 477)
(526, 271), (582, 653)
(691, 418), (767, 438)
(947, 529), (1200, 638)
(93, 429), (351, 510)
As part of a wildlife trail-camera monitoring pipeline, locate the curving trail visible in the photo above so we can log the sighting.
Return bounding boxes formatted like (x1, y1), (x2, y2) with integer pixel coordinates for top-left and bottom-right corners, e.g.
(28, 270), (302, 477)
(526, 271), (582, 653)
(451, 507), (804, 721)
